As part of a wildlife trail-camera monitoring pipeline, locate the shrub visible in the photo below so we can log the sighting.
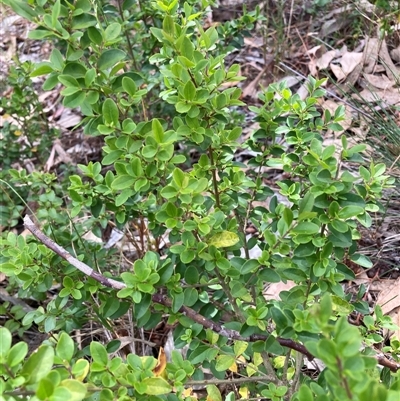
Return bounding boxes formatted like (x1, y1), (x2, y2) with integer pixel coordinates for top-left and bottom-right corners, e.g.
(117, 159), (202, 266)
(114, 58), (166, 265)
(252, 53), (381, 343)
(1, 0), (399, 400)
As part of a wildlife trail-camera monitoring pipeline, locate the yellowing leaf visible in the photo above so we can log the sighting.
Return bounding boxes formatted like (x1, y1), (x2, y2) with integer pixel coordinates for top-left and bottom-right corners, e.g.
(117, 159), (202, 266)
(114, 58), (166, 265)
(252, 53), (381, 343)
(152, 347), (167, 377)
(206, 384), (222, 401)
(246, 363), (257, 377)
(239, 386), (249, 399)
(234, 340), (248, 357)
(141, 377), (172, 395)
(273, 355), (285, 369)
(229, 361), (237, 372)
(14, 130), (22, 136)
(182, 387), (195, 398)
(253, 352), (262, 367)
(208, 231), (239, 248)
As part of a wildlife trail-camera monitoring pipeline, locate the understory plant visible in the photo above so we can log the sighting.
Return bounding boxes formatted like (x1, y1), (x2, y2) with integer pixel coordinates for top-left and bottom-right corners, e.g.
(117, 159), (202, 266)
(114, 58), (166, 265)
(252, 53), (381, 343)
(1, 0), (400, 400)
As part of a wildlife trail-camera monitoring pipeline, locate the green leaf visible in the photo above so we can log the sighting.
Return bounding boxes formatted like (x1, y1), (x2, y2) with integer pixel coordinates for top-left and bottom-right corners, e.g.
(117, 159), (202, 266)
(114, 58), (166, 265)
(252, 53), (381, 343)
(160, 185), (178, 199)
(181, 249), (195, 264)
(36, 377), (55, 399)
(116, 189), (134, 206)
(207, 385), (222, 401)
(183, 287), (198, 307)
(87, 26), (103, 45)
(0, 327), (12, 356)
(240, 259), (260, 275)
(63, 92), (86, 108)
(298, 384), (314, 401)
(90, 342), (108, 366)
(59, 379), (87, 401)
(58, 75), (80, 88)
(98, 49), (126, 70)
(208, 231), (239, 248)
(102, 150), (123, 165)
(29, 29), (54, 40)
(104, 22), (121, 42)
(141, 377), (172, 395)
(56, 332), (75, 362)
(350, 253), (372, 268)
(102, 98), (119, 126)
(5, 0), (37, 21)
(172, 291), (184, 313)
(122, 76), (137, 97)
(0, 262), (17, 275)
(111, 175), (135, 190)
(7, 341), (28, 367)
(52, 0), (61, 27)
(233, 341), (248, 357)
(50, 48), (64, 71)
(72, 13), (97, 29)
(292, 222), (320, 235)
(152, 119), (164, 143)
(337, 205), (364, 219)
(30, 63), (54, 77)
(162, 15), (175, 35)
(183, 80), (196, 101)
(21, 345), (55, 384)
(215, 355), (235, 371)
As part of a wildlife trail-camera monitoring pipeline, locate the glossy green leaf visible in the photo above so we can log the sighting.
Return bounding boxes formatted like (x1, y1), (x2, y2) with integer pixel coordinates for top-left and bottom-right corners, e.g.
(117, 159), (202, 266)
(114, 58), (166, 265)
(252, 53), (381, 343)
(183, 80), (196, 101)
(7, 341), (28, 367)
(102, 98), (119, 126)
(36, 377), (55, 399)
(350, 253), (372, 268)
(98, 49), (126, 70)
(90, 342), (108, 366)
(63, 91), (86, 108)
(5, 0), (37, 21)
(122, 76), (137, 97)
(72, 13), (97, 29)
(292, 222), (320, 235)
(0, 327), (12, 356)
(111, 175), (135, 190)
(104, 22), (121, 42)
(21, 345), (54, 384)
(215, 355), (235, 372)
(56, 332), (75, 362)
(59, 379), (87, 401)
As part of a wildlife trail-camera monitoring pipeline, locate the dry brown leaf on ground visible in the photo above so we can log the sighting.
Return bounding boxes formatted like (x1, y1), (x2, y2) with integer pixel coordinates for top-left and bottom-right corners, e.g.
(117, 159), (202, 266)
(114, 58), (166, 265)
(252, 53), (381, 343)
(263, 281), (296, 301)
(339, 51), (364, 76)
(306, 45), (329, 75)
(316, 49), (340, 70)
(379, 38), (400, 82)
(364, 73), (395, 90)
(44, 139), (73, 171)
(320, 18), (347, 38)
(375, 277), (400, 339)
(330, 63), (347, 81)
(363, 37), (380, 73)
(296, 82), (310, 100)
(390, 45), (400, 63)
(338, 62), (363, 93)
(352, 88), (400, 106)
